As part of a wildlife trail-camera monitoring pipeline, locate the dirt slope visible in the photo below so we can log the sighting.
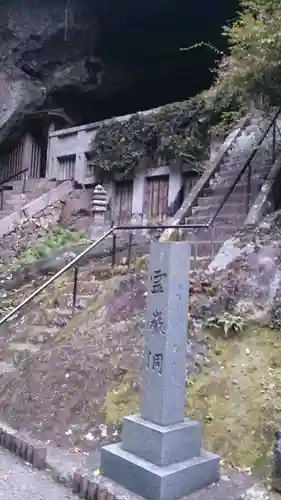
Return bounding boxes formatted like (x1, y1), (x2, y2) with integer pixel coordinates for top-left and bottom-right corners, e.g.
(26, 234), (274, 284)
(0, 273), (147, 450)
(0, 269), (209, 452)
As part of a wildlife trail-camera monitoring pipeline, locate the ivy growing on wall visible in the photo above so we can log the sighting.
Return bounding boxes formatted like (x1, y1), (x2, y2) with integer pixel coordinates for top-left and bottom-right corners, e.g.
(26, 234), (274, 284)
(89, 87), (246, 177)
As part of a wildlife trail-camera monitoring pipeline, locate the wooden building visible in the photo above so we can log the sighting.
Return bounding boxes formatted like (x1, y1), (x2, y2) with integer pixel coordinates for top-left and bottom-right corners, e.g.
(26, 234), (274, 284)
(0, 109), (74, 183)
(47, 112), (201, 225)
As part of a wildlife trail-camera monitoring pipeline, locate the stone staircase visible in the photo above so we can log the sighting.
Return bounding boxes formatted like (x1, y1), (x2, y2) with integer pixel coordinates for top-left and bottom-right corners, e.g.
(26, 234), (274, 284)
(0, 112), (280, 377)
(177, 113), (281, 266)
(0, 230), (149, 377)
(0, 178), (57, 219)
(0, 262), (109, 375)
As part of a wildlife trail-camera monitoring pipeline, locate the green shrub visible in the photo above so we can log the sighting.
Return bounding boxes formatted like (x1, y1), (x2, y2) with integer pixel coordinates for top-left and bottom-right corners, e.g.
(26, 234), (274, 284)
(12, 228), (88, 268)
(217, 0), (281, 107)
(89, 88), (245, 177)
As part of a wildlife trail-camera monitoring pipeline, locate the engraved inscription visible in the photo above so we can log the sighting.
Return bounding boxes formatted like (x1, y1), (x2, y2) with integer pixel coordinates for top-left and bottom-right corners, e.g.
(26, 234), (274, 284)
(152, 353), (163, 374)
(148, 309), (165, 335)
(145, 348), (151, 368)
(145, 348), (163, 374)
(150, 269), (167, 295)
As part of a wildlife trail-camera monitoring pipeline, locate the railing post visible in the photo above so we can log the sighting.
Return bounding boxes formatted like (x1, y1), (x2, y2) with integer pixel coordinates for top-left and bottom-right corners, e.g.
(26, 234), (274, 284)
(127, 230), (133, 270)
(72, 264), (79, 317)
(210, 224), (215, 261)
(273, 118), (277, 165)
(22, 171), (27, 194)
(111, 231), (117, 275)
(246, 162), (252, 214)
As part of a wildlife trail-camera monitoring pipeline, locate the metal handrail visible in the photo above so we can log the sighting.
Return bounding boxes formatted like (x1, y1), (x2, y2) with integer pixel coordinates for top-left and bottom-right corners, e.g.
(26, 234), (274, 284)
(0, 223), (208, 326)
(0, 168), (29, 210)
(0, 227), (114, 326)
(0, 109), (280, 327)
(0, 168), (29, 188)
(208, 108), (281, 225)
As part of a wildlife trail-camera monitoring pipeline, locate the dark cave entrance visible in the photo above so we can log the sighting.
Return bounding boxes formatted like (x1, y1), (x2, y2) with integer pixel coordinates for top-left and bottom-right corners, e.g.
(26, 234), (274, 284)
(50, 0), (240, 123)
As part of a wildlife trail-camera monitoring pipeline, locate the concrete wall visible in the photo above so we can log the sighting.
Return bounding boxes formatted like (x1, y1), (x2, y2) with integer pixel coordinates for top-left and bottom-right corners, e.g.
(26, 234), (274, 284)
(47, 122), (100, 183)
(47, 120), (196, 222)
(47, 108), (158, 184)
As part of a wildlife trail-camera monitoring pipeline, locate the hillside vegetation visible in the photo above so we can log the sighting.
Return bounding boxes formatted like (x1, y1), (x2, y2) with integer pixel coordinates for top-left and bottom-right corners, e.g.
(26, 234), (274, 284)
(90, 0), (279, 178)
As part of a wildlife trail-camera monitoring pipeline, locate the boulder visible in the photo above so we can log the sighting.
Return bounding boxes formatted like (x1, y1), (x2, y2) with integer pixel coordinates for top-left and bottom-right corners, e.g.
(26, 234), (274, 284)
(192, 211), (281, 327)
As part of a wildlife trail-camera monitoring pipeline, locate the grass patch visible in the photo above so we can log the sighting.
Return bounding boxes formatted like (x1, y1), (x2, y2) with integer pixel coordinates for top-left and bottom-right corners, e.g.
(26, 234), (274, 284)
(188, 326), (281, 477)
(104, 325), (281, 478)
(104, 373), (139, 426)
(9, 228), (88, 270)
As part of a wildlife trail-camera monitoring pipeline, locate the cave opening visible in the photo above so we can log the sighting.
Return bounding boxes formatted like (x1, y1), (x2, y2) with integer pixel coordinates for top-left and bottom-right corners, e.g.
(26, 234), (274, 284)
(50, 0), (240, 124)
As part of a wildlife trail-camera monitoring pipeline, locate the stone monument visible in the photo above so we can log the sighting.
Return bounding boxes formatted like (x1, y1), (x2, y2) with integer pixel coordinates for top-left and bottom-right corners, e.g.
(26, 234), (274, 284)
(100, 242), (220, 500)
(90, 184), (110, 240)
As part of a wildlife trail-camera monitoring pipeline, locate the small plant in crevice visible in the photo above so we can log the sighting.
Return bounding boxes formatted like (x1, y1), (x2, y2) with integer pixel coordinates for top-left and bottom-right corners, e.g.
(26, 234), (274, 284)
(203, 312), (245, 337)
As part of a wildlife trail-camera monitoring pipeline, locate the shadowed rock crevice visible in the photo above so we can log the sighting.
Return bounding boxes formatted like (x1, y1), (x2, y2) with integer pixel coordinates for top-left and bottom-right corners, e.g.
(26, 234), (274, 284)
(0, 0), (239, 153)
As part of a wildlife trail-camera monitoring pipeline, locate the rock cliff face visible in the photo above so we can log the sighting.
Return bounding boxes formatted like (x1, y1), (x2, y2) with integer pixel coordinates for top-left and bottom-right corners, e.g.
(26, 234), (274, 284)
(0, 0), (118, 147)
(0, 0), (239, 151)
(190, 211), (281, 329)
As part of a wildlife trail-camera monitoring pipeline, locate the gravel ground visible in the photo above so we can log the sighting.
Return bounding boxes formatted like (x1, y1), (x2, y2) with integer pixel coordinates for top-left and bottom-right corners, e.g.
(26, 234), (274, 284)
(0, 447), (78, 500)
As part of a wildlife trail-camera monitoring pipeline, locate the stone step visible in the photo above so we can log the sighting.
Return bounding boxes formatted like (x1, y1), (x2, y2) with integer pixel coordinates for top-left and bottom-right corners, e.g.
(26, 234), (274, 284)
(5, 187), (47, 196)
(4, 198), (26, 206)
(4, 181), (57, 197)
(63, 280), (99, 294)
(198, 193), (246, 206)
(43, 308), (73, 327)
(216, 169), (265, 183)
(203, 181), (260, 197)
(180, 240), (224, 259)
(224, 156), (270, 169)
(5, 189), (49, 201)
(180, 224), (243, 241)
(186, 212), (245, 226)
(47, 291), (93, 310)
(0, 361), (15, 376)
(7, 179), (56, 187)
(1, 341), (41, 369)
(2, 324), (60, 344)
(192, 201), (250, 217)
(0, 209), (14, 217)
(5, 341), (41, 354)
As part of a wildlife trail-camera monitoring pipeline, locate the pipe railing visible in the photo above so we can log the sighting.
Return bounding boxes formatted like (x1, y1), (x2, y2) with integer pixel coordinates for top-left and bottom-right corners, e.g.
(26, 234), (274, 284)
(0, 224), (207, 326)
(208, 107), (281, 225)
(1, 108), (281, 327)
(0, 168), (28, 210)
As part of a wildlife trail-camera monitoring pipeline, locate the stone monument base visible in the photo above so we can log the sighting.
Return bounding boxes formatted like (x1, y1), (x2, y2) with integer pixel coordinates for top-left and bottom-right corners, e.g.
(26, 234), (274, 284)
(100, 416), (220, 500)
(101, 443), (219, 500)
(121, 415), (202, 466)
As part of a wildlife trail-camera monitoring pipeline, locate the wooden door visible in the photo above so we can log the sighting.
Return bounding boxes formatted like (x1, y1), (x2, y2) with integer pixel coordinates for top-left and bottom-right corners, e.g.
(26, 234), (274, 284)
(6, 139), (24, 180)
(30, 136), (42, 178)
(57, 155), (75, 180)
(183, 172), (199, 198)
(114, 180), (133, 224)
(144, 175), (169, 222)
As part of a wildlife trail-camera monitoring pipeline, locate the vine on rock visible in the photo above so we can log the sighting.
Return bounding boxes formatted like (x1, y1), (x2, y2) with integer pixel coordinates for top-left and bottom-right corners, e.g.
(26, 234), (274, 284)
(89, 88), (246, 177)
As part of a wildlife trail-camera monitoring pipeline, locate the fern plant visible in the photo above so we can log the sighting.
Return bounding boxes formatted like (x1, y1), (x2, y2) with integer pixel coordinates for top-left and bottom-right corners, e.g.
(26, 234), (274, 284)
(204, 312), (245, 337)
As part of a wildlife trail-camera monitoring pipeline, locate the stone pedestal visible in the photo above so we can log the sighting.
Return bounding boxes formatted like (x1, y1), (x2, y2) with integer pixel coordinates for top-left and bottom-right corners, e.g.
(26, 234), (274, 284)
(100, 242), (220, 500)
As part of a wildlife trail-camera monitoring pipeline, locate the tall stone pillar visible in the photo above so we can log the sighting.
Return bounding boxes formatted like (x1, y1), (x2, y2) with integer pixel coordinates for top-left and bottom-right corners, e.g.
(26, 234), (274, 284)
(100, 242), (220, 500)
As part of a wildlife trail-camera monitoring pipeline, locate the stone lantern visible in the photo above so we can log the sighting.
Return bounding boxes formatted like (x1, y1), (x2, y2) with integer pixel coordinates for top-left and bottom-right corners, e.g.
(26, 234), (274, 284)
(90, 184), (110, 240)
